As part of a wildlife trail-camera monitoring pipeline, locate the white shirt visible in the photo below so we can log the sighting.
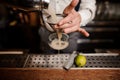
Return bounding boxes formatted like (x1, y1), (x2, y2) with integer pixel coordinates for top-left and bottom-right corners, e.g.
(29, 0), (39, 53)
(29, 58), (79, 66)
(43, 0), (96, 31)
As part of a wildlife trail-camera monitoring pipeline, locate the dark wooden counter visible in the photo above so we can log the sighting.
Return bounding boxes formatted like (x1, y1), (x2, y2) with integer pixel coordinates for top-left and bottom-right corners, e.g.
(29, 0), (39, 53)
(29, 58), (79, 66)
(0, 68), (120, 80)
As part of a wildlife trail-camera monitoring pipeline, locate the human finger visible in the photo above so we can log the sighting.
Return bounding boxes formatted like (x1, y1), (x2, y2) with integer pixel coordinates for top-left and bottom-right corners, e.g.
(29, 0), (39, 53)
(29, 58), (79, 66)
(63, 0), (79, 14)
(77, 28), (90, 37)
(58, 11), (77, 26)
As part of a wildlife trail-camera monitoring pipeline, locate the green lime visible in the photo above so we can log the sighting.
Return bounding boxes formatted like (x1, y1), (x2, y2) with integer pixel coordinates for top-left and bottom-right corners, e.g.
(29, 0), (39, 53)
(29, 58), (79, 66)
(75, 54), (87, 67)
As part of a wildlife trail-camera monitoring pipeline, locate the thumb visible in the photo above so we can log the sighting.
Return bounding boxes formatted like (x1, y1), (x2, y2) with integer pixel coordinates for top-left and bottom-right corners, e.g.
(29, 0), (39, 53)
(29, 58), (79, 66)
(63, 0), (79, 14)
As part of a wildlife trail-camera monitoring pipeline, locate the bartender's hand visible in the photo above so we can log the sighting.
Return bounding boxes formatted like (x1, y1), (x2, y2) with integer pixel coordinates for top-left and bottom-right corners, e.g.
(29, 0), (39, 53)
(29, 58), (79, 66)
(54, 0), (89, 37)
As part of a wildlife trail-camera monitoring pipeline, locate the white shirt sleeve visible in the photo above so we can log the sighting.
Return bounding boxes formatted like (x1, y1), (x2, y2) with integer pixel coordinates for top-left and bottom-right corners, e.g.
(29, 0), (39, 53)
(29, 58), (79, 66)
(78, 0), (96, 26)
(43, 0), (96, 31)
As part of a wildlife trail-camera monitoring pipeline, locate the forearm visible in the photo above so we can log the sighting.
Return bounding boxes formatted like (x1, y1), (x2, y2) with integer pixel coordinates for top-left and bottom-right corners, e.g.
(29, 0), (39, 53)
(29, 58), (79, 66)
(78, 0), (96, 26)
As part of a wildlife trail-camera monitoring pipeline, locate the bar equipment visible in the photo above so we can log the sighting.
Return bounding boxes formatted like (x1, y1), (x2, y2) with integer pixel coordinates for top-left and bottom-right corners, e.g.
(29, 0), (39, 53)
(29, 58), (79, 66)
(46, 14), (69, 50)
(42, 1), (70, 50)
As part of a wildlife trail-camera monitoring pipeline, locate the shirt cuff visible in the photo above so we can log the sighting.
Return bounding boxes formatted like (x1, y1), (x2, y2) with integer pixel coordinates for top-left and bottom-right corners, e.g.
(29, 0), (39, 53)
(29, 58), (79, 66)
(78, 9), (92, 26)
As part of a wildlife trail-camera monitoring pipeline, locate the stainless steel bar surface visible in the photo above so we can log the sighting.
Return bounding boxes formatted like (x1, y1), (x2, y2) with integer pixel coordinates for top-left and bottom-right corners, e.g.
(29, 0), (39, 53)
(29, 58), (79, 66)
(0, 53), (120, 69)
(24, 53), (120, 69)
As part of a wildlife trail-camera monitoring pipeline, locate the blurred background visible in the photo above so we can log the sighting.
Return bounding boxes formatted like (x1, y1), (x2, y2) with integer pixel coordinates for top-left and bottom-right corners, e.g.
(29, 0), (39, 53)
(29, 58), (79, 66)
(0, 0), (120, 53)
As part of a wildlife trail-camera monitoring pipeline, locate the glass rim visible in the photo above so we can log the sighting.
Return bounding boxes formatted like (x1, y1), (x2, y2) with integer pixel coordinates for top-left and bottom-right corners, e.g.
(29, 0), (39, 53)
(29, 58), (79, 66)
(48, 33), (69, 41)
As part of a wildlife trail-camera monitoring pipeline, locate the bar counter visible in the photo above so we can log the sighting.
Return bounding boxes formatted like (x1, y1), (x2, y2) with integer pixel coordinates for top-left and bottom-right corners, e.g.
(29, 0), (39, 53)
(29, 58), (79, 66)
(0, 50), (120, 80)
(0, 68), (119, 80)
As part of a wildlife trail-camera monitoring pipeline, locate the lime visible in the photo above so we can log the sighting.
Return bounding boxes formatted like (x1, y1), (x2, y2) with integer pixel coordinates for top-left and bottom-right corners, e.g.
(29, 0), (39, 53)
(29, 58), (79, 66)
(75, 54), (87, 67)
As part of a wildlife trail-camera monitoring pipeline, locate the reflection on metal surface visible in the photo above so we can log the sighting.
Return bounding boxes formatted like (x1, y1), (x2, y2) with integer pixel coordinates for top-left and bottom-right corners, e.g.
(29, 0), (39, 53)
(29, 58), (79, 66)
(24, 53), (120, 69)
(0, 51), (23, 54)
(25, 54), (68, 68)
(77, 39), (113, 43)
(0, 53), (120, 69)
(84, 27), (119, 32)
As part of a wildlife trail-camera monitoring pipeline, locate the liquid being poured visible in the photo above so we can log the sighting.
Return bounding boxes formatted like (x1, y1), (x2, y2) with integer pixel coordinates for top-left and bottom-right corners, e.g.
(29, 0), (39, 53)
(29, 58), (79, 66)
(57, 29), (62, 46)
(48, 3), (64, 52)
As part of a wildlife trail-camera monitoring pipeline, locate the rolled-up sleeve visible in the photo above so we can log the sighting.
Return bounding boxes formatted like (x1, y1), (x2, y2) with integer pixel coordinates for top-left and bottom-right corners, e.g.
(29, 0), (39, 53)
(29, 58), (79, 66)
(78, 0), (96, 26)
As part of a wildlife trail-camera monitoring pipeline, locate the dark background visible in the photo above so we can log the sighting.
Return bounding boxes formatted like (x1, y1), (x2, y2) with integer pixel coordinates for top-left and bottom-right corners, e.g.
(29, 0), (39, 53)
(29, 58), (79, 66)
(0, 0), (120, 53)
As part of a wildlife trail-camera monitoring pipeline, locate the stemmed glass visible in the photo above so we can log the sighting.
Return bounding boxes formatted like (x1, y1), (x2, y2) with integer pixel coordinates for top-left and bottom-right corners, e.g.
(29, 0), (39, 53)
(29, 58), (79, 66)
(47, 14), (69, 51)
